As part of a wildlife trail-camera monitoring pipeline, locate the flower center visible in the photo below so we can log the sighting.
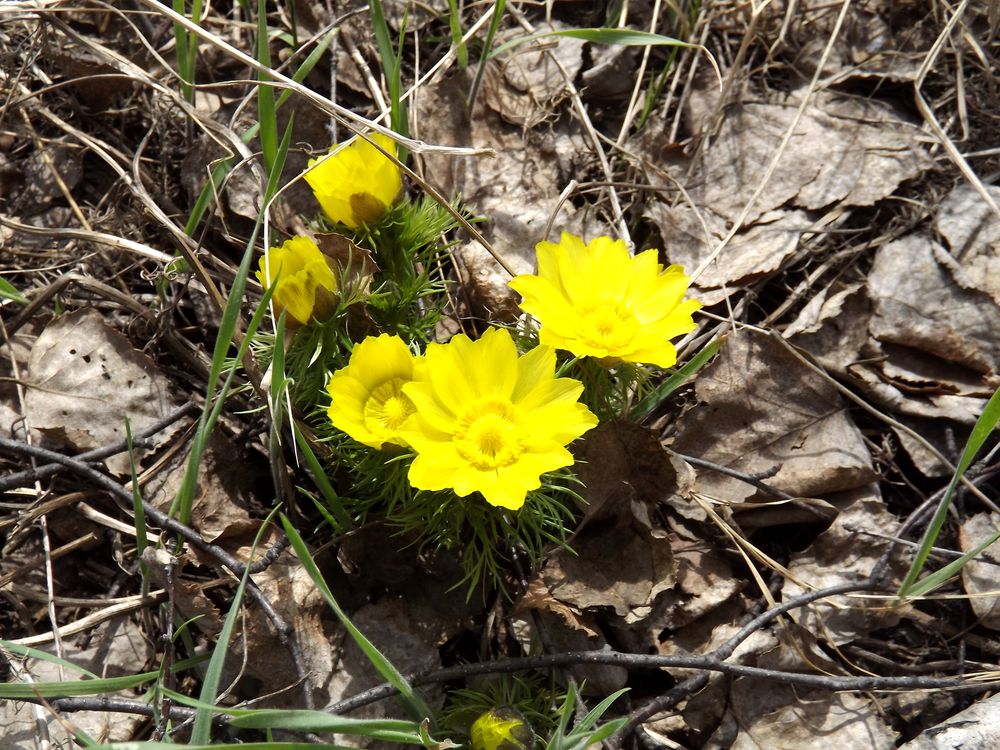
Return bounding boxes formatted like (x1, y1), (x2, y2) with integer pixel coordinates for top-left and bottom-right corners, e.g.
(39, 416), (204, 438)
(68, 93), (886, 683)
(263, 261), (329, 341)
(456, 401), (523, 470)
(364, 379), (415, 434)
(579, 300), (639, 352)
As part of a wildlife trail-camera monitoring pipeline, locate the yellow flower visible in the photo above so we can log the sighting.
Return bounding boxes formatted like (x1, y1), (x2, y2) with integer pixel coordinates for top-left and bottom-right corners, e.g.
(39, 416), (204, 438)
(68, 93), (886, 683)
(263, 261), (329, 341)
(470, 707), (534, 750)
(402, 327), (598, 510)
(508, 232), (702, 367)
(326, 334), (423, 450)
(304, 133), (402, 229)
(256, 235), (338, 326)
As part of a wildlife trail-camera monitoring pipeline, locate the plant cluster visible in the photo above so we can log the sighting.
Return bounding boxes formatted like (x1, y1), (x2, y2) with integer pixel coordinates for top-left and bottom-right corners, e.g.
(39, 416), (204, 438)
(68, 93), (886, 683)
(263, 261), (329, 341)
(256, 131), (701, 595)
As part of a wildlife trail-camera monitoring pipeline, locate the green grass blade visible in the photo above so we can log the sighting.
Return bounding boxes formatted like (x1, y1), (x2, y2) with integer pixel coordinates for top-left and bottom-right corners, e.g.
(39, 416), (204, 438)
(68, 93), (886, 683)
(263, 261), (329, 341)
(447, 0), (468, 68)
(468, 0), (506, 110)
(0, 641), (99, 679)
(369, 0), (408, 142)
(184, 29), (334, 235)
(280, 514), (432, 720)
(292, 422), (352, 530)
(172, 0), (193, 102)
(228, 710), (426, 741)
(269, 310), (288, 434)
(897, 383), (1000, 598)
(636, 47), (681, 129)
(257, 0), (278, 173)
(0, 276), (27, 303)
(907, 527), (1000, 598)
(574, 688), (629, 732)
(264, 112), (295, 204)
(629, 336), (722, 420)
(488, 27), (697, 61)
(0, 671), (157, 698)
(168, 687), (426, 736)
(124, 417), (149, 585)
(172, 222), (273, 524)
(190, 510), (280, 743)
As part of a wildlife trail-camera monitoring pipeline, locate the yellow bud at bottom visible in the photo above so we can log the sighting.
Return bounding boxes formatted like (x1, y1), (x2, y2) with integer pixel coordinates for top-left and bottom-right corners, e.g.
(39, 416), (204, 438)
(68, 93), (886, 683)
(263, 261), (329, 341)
(470, 707), (534, 750)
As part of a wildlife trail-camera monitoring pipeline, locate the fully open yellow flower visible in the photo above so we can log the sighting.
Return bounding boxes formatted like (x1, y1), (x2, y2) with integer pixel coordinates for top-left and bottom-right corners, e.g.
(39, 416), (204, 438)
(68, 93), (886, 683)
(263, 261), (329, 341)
(304, 133), (402, 229)
(256, 235), (338, 326)
(402, 327), (598, 510)
(326, 334), (423, 450)
(509, 232), (702, 367)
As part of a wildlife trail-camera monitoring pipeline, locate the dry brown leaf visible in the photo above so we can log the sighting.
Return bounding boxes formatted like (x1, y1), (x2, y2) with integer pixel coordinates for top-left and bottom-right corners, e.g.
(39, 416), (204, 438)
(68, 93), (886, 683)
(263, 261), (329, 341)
(899, 694), (1000, 749)
(238, 550), (341, 706)
(144, 431), (258, 543)
(783, 281), (866, 340)
(517, 577), (598, 638)
(655, 617), (776, 692)
(683, 87), (930, 224)
(141, 547), (223, 637)
(325, 597), (445, 744)
(632, 536), (741, 633)
(482, 25), (585, 127)
(541, 523), (676, 623)
(25, 308), (178, 474)
(959, 513), (1000, 631)
(454, 239), (532, 320)
(728, 683), (896, 750)
(868, 234), (1000, 375)
(582, 45), (638, 99)
(645, 205), (813, 305)
(789, 1), (923, 84)
(575, 420), (685, 526)
(787, 280), (872, 379)
(671, 329), (874, 508)
(936, 183), (1000, 307)
(782, 488), (902, 644)
(511, 608), (628, 696)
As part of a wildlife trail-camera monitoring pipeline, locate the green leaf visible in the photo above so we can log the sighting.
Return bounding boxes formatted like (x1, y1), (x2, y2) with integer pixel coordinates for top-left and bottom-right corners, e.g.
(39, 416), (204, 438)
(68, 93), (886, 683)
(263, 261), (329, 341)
(0, 276), (27, 303)
(189, 515), (276, 743)
(629, 335), (722, 420)
(0, 672), (157, 698)
(0, 640), (99, 679)
(897, 383), (1000, 599)
(488, 28), (696, 61)
(184, 28), (334, 235)
(293, 422), (352, 530)
(280, 515), (432, 721)
(256, 0), (278, 174)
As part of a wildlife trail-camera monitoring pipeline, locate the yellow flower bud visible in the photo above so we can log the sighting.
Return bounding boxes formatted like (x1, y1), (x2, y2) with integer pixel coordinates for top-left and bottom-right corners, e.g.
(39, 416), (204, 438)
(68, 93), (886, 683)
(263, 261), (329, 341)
(470, 707), (534, 750)
(256, 235), (338, 326)
(305, 133), (402, 229)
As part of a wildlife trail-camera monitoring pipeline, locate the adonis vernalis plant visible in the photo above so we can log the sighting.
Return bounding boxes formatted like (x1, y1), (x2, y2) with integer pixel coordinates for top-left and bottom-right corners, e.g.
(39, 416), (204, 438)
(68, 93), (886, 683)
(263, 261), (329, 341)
(509, 232), (701, 367)
(305, 133), (402, 229)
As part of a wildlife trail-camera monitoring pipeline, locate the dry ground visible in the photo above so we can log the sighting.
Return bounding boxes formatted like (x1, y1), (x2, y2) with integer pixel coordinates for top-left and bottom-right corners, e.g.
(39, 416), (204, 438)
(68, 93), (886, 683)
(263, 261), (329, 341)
(2, 0), (1000, 748)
